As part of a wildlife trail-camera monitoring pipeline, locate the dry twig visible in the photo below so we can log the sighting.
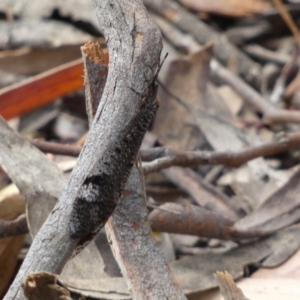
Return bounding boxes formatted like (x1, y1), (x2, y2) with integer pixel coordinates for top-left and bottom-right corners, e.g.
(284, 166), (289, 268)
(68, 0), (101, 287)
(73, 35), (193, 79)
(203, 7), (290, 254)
(210, 59), (300, 124)
(0, 215), (27, 238)
(142, 131), (300, 173)
(215, 271), (248, 300)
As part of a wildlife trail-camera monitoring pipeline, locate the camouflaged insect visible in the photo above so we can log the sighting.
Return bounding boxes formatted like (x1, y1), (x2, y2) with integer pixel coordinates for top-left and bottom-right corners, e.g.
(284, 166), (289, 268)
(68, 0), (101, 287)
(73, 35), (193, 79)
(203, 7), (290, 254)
(68, 56), (166, 256)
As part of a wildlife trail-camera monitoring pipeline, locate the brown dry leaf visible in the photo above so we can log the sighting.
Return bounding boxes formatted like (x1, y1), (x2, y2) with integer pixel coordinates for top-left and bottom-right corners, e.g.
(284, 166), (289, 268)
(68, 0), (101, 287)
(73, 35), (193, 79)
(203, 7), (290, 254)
(62, 278), (130, 300)
(0, 184), (25, 298)
(22, 272), (72, 300)
(60, 236), (130, 300)
(0, 184), (25, 219)
(216, 86), (243, 117)
(153, 45), (214, 151)
(234, 168), (300, 234)
(170, 224), (300, 295)
(178, 0), (271, 18)
(252, 248), (300, 278)
(0, 236), (25, 298)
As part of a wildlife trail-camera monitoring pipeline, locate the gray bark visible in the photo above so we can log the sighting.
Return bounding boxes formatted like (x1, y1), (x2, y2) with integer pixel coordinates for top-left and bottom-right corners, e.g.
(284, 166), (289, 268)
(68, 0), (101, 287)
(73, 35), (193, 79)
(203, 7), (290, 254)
(106, 166), (187, 300)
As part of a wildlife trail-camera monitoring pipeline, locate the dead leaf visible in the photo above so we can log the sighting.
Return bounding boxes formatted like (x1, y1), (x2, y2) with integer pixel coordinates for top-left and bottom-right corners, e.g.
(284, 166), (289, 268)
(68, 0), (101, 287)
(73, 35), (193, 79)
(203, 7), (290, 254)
(0, 184), (25, 298)
(234, 168), (300, 233)
(153, 45), (213, 151)
(252, 248), (300, 278)
(22, 272), (72, 300)
(0, 236), (24, 298)
(170, 224), (300, 295)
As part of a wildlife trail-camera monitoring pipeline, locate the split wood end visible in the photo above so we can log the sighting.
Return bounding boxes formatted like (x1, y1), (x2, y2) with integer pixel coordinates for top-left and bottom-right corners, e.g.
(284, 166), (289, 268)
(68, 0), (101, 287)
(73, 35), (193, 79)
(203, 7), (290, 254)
(81, 41), (105, 64)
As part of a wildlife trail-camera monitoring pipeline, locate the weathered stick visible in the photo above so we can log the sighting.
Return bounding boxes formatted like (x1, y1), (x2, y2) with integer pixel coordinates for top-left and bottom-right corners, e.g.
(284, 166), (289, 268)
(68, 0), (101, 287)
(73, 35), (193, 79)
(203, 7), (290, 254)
(4, 0), (162, 299)
(106, 167), (187, 300)
(142, 131), (300, 173)
(0, 215), (28, 238)
(215, 271), (248, 300)
(82, 40), (186, 300)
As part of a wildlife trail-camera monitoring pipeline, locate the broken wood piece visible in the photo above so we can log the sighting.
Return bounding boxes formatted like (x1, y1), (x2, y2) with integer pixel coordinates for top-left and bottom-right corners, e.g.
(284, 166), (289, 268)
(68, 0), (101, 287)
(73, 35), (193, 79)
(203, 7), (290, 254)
(0, 215), (27, 238)
(215, 271), (248, 300)
(107, 167), (187, 300)
(81, 41), (108, 127)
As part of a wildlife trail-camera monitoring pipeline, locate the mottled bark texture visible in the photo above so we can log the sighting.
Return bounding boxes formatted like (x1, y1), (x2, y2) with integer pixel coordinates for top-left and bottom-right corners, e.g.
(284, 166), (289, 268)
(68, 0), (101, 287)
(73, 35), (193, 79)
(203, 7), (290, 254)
(4, 0), (162, 299)
(82, 40), (186, 300)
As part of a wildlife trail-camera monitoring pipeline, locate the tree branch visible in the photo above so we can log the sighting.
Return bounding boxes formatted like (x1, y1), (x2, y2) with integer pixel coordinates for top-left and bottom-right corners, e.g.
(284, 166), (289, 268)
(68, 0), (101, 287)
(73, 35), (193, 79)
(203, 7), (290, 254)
(0, 215), (28, 238)
(142, 131), (300, 173)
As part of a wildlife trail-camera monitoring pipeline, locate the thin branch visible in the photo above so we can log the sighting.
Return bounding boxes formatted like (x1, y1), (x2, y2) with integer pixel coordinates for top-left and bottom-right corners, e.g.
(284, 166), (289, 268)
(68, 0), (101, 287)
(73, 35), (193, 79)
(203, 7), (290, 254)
(243, 44), (293, 66)
(142, 131), (300, 173)
(272, 0), (300, 44)
(269, 46), (300, 104)
(30, 140), (82, 157)
(0, 215), (28, 238)
(210, 59), (300, 124)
